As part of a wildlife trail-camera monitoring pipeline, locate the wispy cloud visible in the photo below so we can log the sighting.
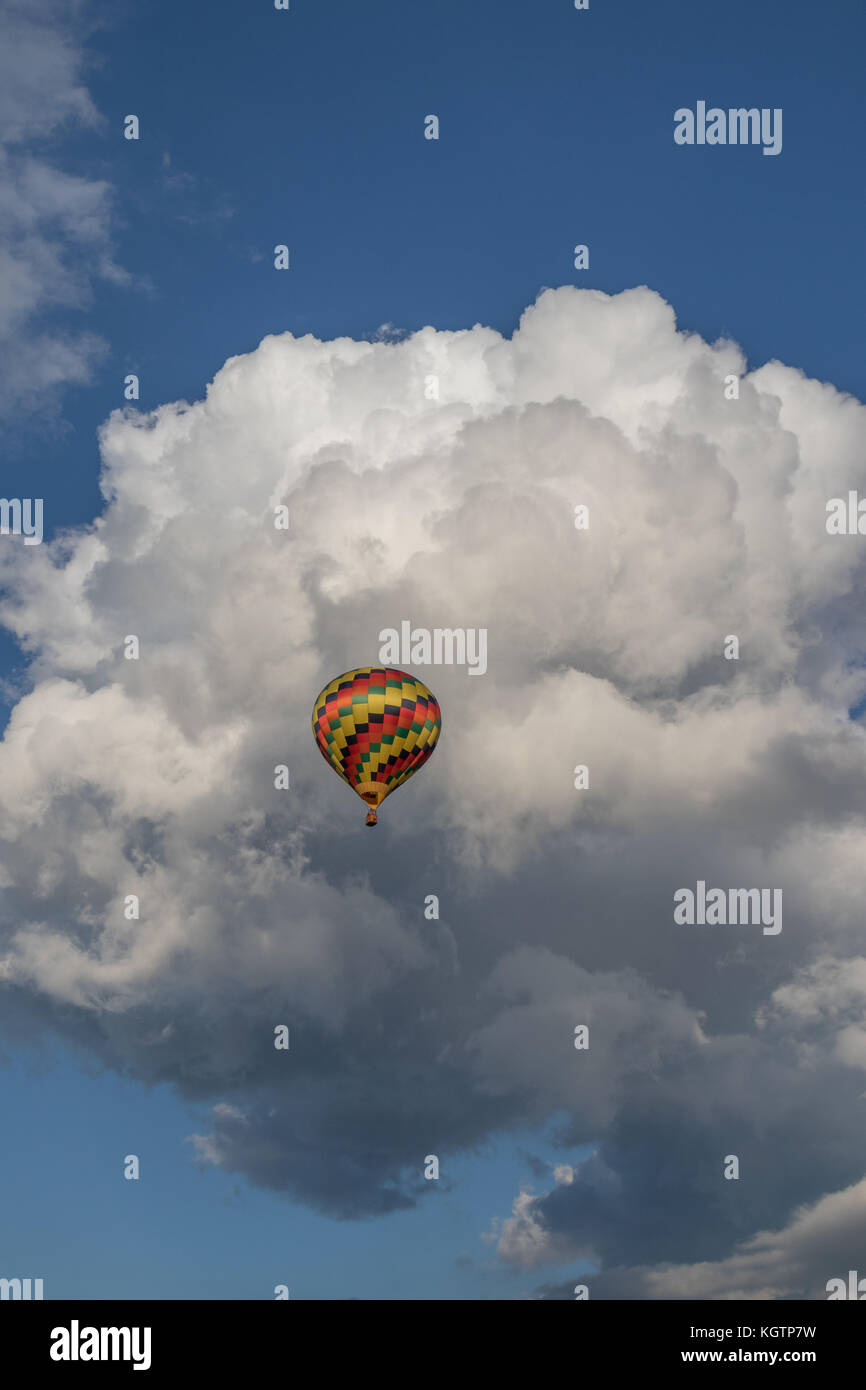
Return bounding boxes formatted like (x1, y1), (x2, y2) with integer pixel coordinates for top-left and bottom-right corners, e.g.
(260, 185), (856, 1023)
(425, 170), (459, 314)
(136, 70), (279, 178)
(0, 0), (127, 417)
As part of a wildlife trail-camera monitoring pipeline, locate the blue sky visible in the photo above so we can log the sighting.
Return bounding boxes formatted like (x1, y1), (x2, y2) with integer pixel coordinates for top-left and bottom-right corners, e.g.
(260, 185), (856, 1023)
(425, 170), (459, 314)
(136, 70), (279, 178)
(15, 0), (866, 535)
(2, 1047), (593, 1299)
(2, 0), (865, 1301)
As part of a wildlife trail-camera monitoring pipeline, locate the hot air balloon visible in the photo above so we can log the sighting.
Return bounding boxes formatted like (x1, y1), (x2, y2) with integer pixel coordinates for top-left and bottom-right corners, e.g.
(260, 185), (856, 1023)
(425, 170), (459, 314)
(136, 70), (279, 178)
(311, 666), (442, 826)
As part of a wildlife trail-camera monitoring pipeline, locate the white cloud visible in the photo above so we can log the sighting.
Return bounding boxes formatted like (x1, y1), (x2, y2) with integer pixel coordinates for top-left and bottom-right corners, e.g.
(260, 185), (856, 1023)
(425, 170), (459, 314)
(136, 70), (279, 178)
(490, 1187), (580, 1269)
(0, 283), (864, 1246)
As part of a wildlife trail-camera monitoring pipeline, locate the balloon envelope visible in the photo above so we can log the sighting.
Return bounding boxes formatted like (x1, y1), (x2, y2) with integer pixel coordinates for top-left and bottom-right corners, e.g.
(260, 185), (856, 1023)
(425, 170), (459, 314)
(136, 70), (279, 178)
(311, 666), (442, 825)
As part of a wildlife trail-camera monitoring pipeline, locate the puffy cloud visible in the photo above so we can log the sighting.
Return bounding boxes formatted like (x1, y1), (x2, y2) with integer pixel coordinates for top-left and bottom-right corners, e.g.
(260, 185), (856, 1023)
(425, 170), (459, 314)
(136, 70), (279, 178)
(467, 948), (705, 1127)
(0, 282), (865, 1276)
(489, 1163), (583, 1270)
(535, 1176), (866, 1300)
(761, 954), (866, 1071)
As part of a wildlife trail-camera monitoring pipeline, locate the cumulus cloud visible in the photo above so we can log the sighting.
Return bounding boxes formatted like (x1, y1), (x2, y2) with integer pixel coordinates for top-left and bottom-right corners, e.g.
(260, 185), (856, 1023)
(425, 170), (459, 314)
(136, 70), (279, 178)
(489, 1162), (581, 1269)
(0, 0), (126, 416)
(535, 1175), (866, 1300)
(0, 282), (865, 1279)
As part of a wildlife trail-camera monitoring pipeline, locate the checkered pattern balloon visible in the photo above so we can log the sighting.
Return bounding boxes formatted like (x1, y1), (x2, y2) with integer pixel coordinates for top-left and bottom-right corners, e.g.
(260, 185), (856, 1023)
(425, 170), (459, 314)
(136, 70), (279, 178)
(311, 667), (442, 825)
